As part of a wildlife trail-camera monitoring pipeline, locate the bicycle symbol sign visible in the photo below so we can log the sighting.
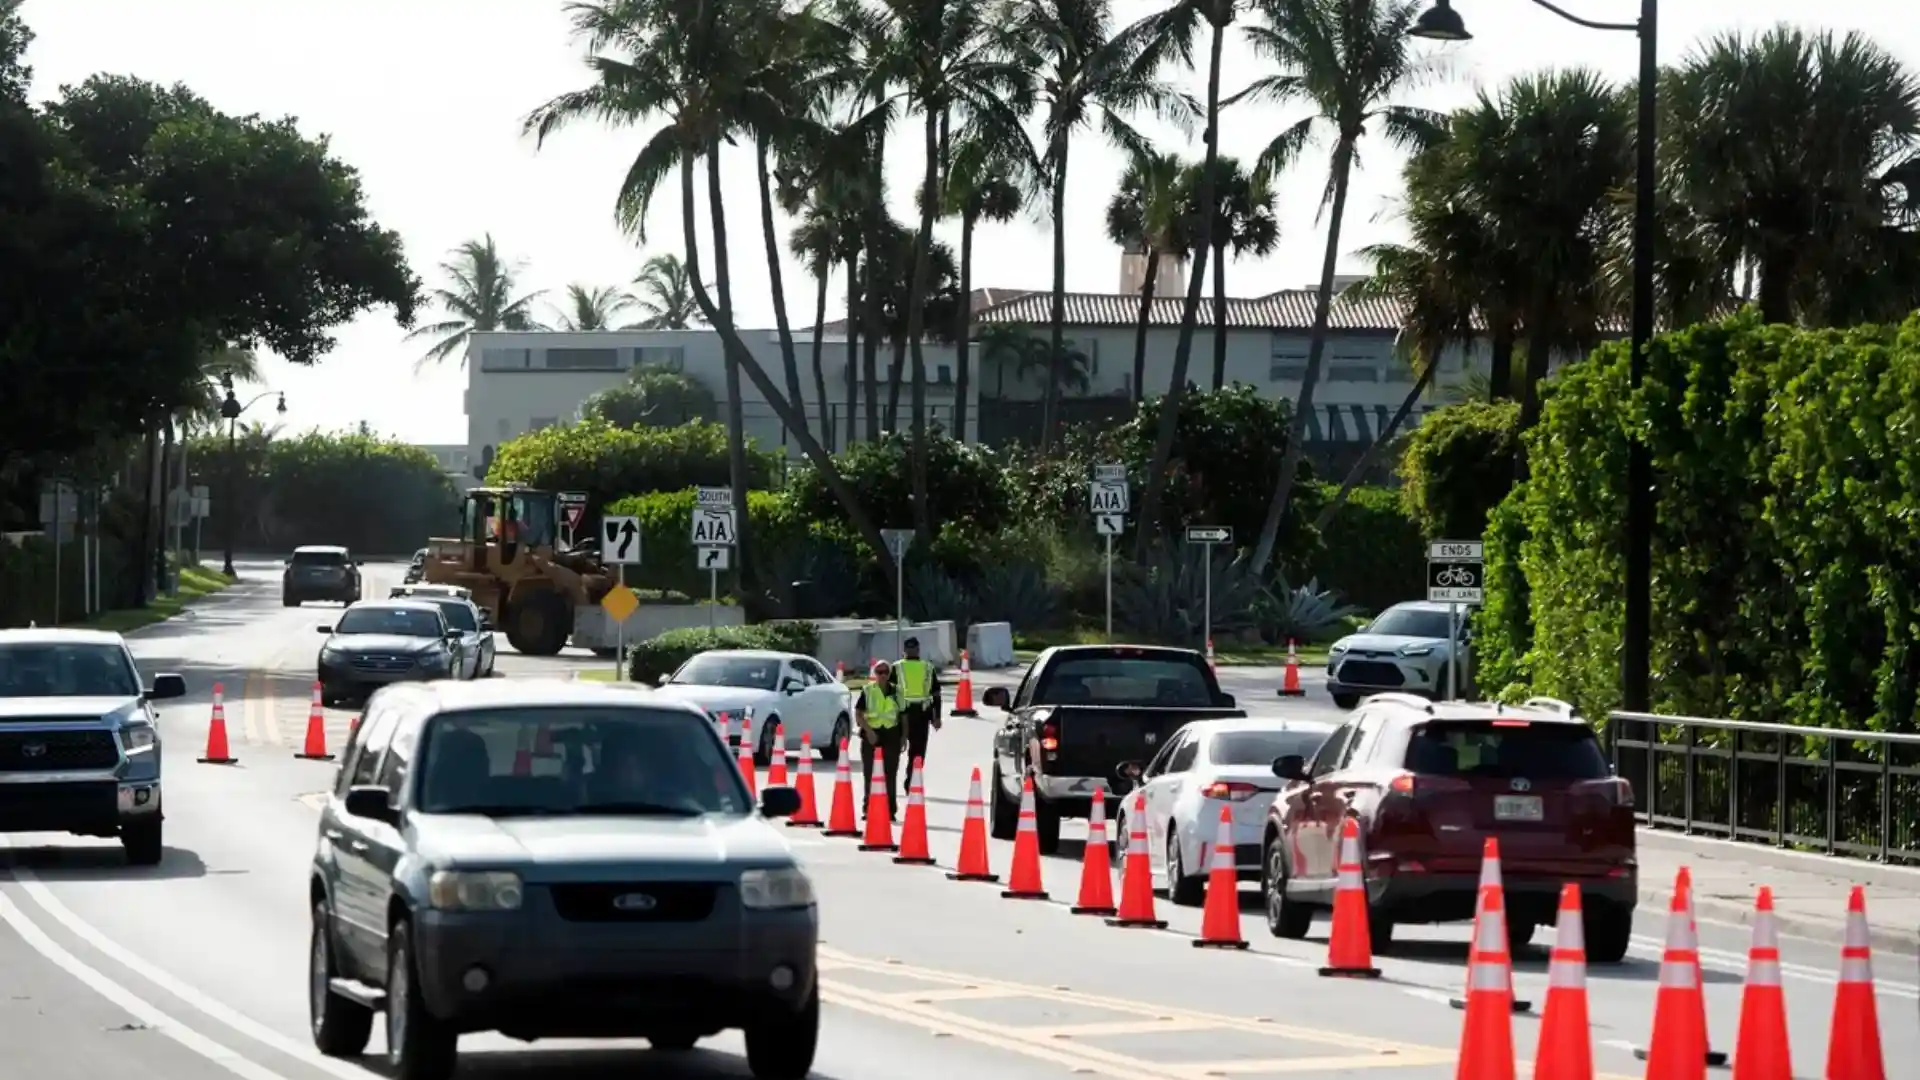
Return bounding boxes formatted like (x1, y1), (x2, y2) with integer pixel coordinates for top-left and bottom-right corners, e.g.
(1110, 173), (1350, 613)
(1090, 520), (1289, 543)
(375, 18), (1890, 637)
(1426, 539), (1484, 604)
(1435, 566), (1477, 587)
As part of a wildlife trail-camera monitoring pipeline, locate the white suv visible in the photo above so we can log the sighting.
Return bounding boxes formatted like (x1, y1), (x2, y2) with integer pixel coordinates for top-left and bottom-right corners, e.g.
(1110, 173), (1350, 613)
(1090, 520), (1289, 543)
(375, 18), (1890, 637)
(1325, 601), (1469, 709)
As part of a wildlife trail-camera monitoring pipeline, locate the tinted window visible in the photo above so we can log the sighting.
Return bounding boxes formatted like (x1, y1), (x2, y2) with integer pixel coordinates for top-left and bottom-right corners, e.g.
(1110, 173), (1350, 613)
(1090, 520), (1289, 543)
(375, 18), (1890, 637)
(1366, 607), (1453, 639)
(1406, 721), (1610, 780)
(416, 706), (748, 816)
(378, 713), (422, 794)
(1210, 729), (1332, 767)
(1167, 737), (1200, 773)
(335, 606), (444, 638)
(348, 706), (402, 787)
(0, 643), (139, 697)
(292, 550), (348, 566)
(672, 654), (780, 691)
(1035, 656), (1213, 707)
(424, 599), (476, 632)
(1309, 726), (1354, 778)
(1143, 733), (1183, 777)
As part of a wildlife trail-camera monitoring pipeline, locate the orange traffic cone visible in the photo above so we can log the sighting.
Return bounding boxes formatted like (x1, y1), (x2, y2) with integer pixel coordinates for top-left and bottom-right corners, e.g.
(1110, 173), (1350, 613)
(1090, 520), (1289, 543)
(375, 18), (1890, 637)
(1824, 886), (1884, 1080)
(198, 681), (237, 764)
(1000, 776), (1049, 900)
(767, 723), (789, 786)
(1070, 785), (1117, 916)
(511, 726), (533, 776)
(1732, 887), (1792, 1080)
(1193, 806), (1249, 950)
(857, 749), (897, 852)
(894, 758), (936, 865)
(296, 681), (333, 760)
(1533, 884), (1594, 1080)
(1206, 637), (1216, 670)
(835, 660), (846, 683)
(1451, 838), (1532, 1012)
(737, 717), (757, 798)
(821, 741), (860, 837)
(952, 650), (977, 716)
(947, 767), (999, 883)
(1277, 640), (1305, 697)
(787, 733), (822, 828)
(348, 715), (360, 741)
(533, 718), (553, 755)
(1638, 871), (1712, 1080)
(1455, 878), (1518, 1080)
(1319, 817), (1382, 978)
(1634, 869), (1728, 1069)
(1106, 791), (1167, 929)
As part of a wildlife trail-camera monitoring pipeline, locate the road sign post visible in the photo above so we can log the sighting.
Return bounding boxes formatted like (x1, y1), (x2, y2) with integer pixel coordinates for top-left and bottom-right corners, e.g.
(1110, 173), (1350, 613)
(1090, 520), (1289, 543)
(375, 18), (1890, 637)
(1184, 526), (1233, 653)
(1426, 540), (1484, 700)
(882, 528), (913, 657)
(600, 514), (643, 676)
(1091, 465), (1128, 639)
(692, 488), (737, 630)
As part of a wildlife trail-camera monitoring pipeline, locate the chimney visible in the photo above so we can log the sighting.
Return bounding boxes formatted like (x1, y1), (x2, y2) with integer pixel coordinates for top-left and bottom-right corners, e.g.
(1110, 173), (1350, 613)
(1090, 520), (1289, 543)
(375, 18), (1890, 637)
(1119, 243), (1187, 298)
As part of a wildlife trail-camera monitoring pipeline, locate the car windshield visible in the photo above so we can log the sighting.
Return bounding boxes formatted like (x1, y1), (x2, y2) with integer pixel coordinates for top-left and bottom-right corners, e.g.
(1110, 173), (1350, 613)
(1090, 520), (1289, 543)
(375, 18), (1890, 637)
(424, 600), (476, 632)
(0, 643), (140, 698)
(1406, 721), (1611, 780)
(415, 706), (749, 816)
(1366, 607), (1453, 639)
(334, 607), (442, 637)
(1036, 655), (1214, 707)
(292, 550), (348, 567)
(670, 654), (780, 691)
(1210, 728), (1332, 766)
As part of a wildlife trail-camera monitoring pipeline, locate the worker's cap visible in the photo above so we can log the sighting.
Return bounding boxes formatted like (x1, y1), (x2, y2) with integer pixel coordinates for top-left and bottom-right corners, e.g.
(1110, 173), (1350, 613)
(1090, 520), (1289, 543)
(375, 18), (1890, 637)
(872, 660), (893, 673)
(904, 637), (920, 649)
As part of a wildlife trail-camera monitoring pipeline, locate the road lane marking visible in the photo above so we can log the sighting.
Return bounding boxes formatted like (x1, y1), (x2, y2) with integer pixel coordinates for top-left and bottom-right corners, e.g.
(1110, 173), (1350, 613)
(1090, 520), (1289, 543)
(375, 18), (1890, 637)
(1042, 1018), (1220, 1037)
(1180, 1055), (1456, 1076)
(1628, 934), (1919, 998)
(0, 887), (294, 1080)
(239, 670), (261, 746)
(260, 671), (284, 747)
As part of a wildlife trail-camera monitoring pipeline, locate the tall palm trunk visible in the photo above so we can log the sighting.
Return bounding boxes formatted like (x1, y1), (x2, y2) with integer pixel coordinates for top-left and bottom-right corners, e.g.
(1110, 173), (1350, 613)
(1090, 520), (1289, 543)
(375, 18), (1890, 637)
(755, 135), (807, 445)
(1210, 237), (1229, 389)
(954, 212), (977, 442)
(1130, 252), (1160, 406)
(1248, 137), (1356, 577)
(1486, 325), (1515, 400)
(1041, 132), (1070, 455)
(1512, 333), (1552, 482)
(708, 149), (752, 597)
(886, 339), (908, 431)
(1135, 21), (1225, 561)
(810, 271), (833, 449)
(905, 107), (941, 541)
(843, 254), (860, 450)
(860, 136), (888, 441)
(1312, 358), (1439, 529)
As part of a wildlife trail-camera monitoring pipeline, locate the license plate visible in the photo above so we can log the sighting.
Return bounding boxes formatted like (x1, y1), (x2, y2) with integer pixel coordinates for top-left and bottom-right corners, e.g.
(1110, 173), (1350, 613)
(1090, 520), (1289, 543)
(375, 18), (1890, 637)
(1493, 795), (1543, 822)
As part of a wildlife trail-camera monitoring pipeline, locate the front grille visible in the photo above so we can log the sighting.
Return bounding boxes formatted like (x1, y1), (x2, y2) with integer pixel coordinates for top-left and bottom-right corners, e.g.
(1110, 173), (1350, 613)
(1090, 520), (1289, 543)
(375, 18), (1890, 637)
(348, 654), (416, 674)
(0, 730), (119, 771)
(549, 882), (720, 923)
(1334, 659), (1405, 687)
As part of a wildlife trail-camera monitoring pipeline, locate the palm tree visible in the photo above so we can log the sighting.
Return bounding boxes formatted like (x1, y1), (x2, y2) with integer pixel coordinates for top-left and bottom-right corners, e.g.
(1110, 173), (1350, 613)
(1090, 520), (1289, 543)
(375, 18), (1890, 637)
(526, 0), (895, 590)
(1105, 147), (1189, 406)
(552, 283), (634, 330)
(977, 324), (1094, 409)
(780, 148), (869, 451)
(628, 253), (704, 329)
(937, 135), (1030, 443)
(1238, 0), (1446, 578)
(404, 235), (545, 368)
(1183, 155), (1279, 389)
(1011, 0), (1193, 456)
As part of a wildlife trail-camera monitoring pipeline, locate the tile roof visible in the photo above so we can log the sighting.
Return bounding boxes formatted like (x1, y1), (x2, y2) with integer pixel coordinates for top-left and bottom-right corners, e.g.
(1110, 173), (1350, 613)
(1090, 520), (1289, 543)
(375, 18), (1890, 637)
(813, 287), (1040, 337)
(973, 288), (1407, 332)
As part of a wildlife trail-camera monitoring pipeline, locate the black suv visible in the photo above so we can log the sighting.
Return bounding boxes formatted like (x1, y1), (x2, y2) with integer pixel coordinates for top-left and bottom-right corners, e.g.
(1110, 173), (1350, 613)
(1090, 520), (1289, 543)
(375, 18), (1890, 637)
(307, 680), (817, 1080)
(284, 546), (362, 606)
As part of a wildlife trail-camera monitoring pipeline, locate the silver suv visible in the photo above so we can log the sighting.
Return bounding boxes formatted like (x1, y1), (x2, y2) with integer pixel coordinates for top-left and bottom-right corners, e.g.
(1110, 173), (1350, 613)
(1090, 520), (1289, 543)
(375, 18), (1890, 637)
(1325, 601), (1470, 708)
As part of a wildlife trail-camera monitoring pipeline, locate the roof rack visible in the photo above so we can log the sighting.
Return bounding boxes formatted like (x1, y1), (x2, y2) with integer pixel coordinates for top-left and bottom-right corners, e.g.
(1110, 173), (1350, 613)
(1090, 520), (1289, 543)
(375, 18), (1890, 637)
(1520, 696), (1576, 717)
(1364, 692), (1437, 714)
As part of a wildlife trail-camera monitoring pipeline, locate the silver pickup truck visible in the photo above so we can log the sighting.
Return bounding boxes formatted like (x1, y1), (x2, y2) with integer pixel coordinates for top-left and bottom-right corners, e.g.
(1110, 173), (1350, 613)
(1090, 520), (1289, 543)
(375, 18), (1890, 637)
(0, 627), (186, 864)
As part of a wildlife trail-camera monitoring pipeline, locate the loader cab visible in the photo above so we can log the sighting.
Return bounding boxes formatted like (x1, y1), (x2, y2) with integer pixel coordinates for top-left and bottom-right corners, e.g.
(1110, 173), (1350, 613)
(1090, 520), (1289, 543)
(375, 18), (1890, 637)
(461, 487), (559, 569)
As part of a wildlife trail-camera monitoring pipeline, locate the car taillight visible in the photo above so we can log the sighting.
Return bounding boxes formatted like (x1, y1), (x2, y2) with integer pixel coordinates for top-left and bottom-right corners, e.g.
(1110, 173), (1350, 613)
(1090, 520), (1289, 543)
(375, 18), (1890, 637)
(1599, 776), (1634, 807)
(1040, 723), (1059, 752)
(1386, 772), (1470, 796)
(1201, 781), (1260, 802)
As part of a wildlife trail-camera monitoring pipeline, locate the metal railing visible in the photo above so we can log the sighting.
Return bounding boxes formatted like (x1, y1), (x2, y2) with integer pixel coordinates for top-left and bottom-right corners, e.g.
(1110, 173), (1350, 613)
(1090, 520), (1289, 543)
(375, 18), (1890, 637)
(1607, 710), (1920, 865)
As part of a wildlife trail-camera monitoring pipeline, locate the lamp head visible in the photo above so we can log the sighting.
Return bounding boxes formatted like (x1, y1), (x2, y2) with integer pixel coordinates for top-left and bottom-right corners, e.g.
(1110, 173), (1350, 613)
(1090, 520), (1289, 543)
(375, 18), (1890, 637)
(1409, 0), (1471, 41)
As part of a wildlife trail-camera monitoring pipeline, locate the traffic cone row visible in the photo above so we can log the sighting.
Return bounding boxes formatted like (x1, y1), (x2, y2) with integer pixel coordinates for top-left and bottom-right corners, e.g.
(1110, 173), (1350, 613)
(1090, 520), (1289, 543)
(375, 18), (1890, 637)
(947, 768), (999, 883)
(1000, 776), (1049, 900)
(857, 748), (897, 853)
(786, 733), (821, 828)
(296, 681), (333, 761)
(822, 740), (860, 837)
(1193, 806), (1248, 950)
(1319, 817), (1381, 978)
(952, 650), (977, 717)
(1069, 786), (1116, 916)
(767, 723), (789, 786)
(1107, 791), (1166, 929)
(736, 716), (757, 798)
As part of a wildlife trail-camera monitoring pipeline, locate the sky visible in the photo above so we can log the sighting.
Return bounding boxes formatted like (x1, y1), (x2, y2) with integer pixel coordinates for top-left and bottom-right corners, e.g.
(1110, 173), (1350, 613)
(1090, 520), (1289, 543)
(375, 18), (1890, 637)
(21, 1), (1920, 444)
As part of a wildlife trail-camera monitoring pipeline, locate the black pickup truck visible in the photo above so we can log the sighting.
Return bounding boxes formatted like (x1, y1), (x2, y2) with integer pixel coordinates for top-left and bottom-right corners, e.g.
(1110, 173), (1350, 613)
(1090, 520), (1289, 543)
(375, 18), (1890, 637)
(981, 645), (1245, 853)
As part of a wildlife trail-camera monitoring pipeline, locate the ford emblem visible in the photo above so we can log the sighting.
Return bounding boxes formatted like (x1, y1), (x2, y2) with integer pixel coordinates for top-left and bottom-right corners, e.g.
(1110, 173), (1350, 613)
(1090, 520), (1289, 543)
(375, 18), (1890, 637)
(1509, 778), (1531, 792)
(612, 892), (658, 912)
(1144, 732), (1157, 744)
(21, 742), (46, 759)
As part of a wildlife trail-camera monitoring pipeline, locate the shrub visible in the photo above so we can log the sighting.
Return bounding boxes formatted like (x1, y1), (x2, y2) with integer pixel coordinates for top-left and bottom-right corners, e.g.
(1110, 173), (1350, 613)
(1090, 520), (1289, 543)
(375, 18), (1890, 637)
(784, 430), (1013, 536)
(627, 621), (820, 684)
(582, 367), (721, 428)
(188, 430), (458, 554)
(603, 489), (817, 600)
(486, 418), (778, 523)
(1397, 400), (1521, 542)
(1312, 483), (1426, 613)
(0, 533), (140, 628)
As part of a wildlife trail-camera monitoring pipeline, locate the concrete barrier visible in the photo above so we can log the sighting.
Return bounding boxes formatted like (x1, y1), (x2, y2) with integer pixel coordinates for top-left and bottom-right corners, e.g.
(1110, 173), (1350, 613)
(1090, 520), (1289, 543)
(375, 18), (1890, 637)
(571, 603), (744, 653)
(967, 622), (1016, 668)
(806, 618), (958, 672)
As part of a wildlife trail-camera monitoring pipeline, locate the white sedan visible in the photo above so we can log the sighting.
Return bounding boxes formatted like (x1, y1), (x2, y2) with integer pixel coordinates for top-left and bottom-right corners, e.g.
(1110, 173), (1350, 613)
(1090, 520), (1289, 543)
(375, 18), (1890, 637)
(1114, 717), (1336, 906)
(650, 649), (857, 764)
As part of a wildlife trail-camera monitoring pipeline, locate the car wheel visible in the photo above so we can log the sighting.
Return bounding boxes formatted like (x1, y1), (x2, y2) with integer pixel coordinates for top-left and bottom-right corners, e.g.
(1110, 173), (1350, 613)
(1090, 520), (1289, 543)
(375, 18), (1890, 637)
(988, 763), (1017, 841)
(1263, 838), (1312, 939)
(484, 652), (495, 677)
(743, 973), (819, 1080)
(822, 715), (851, 761)
(1332, 693), (1360, 710)
(1368, 909), (1395, 955)
(122, 819), (163, 866)
(1167, 832), (1204, 906)
(385, 919), (457, 1080)
(1584, 904), (1632, 964)
(309, 899), (373, 1056)
(284, 595), (300, 608)
(754, 717), (780, 768)
(1034, 796), (1062, 855)
(648, 1031), (700, 1052)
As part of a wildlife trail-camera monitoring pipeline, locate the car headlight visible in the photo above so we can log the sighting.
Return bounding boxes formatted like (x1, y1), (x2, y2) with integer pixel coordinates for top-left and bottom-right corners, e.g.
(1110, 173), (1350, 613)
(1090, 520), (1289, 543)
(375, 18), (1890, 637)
(320, 646), (344, 661)
(427, 870), (523, 911)
(1329, 641), (1349, 655)
(739, 867), (814, 910)
(1398, 644), (1435, 657)
(122, 724), (156, 753)
(418, 650), (451, 669)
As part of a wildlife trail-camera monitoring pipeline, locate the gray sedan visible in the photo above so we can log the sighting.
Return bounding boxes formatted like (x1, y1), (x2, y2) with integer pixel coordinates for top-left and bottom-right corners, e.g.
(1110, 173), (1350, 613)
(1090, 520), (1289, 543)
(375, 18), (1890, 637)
(409, 596), (495, 679)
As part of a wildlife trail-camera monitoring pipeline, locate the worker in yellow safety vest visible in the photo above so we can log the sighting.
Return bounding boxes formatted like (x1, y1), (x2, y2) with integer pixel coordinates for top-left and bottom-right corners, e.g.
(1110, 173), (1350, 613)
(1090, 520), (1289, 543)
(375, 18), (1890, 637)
(894, 636), (942, 770)
(855, 660), (905, 820)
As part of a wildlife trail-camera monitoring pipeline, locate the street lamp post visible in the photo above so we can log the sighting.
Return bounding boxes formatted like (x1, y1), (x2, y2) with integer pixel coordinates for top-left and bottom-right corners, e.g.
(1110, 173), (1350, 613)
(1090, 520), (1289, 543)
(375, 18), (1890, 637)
(1410, 0), (1658, 713)
(218, 385), (288, 579)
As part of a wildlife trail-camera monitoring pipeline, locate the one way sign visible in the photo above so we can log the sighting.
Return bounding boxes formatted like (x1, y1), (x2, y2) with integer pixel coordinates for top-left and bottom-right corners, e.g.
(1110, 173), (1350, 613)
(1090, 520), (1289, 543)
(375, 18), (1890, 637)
(602, 515), (642, 565)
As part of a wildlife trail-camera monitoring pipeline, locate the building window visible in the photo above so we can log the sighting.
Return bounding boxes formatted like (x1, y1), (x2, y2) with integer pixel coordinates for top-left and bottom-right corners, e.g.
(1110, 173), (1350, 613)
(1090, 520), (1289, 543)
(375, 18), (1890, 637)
(1270, 332), (1306, 357)
(1270, 356), (1307, 382)
(543, 348), (621, 371)
(495, 418), (510, 438)
(531, 416), (559, 430)
(480, 348), (531, 371)
(936, 364), (952, 384)
(1326, 365), (1380, 383)
(635, 346), (685, 372)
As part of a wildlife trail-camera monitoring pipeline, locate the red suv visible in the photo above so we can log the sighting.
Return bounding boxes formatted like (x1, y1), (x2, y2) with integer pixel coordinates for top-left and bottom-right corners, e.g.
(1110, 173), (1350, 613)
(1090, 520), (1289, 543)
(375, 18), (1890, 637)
(1259, 694), (1635, 962)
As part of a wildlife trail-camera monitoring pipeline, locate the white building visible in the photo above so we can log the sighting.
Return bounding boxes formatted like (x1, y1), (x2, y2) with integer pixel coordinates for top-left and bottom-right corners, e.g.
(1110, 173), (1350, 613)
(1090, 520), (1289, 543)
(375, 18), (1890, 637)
(414, 444), (478, 492)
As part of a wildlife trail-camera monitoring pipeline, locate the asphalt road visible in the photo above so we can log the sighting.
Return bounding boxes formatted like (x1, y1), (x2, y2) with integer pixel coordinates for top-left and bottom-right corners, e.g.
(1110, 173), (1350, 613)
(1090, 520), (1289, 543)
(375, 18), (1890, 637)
(0, 558), (1908, 1079)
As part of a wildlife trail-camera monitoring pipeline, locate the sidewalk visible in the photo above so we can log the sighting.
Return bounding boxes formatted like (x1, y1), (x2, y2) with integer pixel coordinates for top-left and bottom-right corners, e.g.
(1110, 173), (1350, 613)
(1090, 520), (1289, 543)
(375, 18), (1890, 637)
(1635, 827), (1920, 951)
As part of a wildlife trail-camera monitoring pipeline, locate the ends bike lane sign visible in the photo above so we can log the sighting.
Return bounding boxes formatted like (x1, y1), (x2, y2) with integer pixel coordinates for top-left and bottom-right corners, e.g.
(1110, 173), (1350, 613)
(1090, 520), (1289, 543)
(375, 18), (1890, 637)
(1426, 538), (1483, 604)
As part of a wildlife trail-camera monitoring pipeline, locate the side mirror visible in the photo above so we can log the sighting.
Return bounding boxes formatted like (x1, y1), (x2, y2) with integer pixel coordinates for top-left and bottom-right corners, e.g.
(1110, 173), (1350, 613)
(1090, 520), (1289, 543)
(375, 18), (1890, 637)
(780, 677), (803, 694)
(479, 616), (494, 631)
(1112, 760), (1144, 793)
(981, 686), (1010, 710)
(1220, 693), (1237, 709)
(758, 785), (802, 819)
(446, 630), (462, 641)
(1271, 754), (1308, 782)
(316, 625), (333, 634)
(655, 673), (672, 687)
(146, 673), (187, 701)
(343, 785), (397, 825)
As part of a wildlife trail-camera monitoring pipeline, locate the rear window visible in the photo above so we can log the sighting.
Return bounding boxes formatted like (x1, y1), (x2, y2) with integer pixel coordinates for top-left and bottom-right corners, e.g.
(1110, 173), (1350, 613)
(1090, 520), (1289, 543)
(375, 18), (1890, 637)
(292, 550), (348, 566)
(1210, 729), (1331, 766)
(1405, 721), (1609, 780)
(1035, 656), (1214, 707)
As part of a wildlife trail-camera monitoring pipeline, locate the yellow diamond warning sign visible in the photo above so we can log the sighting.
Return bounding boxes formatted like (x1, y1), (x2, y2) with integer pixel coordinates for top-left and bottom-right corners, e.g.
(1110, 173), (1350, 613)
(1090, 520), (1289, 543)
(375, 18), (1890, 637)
(601, 582), (639, 623)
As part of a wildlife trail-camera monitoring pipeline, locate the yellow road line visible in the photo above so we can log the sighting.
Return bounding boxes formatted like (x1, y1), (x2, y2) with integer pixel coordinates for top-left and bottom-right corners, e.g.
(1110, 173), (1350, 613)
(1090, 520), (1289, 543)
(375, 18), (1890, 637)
(260, 673), (284, 747)
(1041, 1018), (1221, 1038)
(240, 671), (261, 746)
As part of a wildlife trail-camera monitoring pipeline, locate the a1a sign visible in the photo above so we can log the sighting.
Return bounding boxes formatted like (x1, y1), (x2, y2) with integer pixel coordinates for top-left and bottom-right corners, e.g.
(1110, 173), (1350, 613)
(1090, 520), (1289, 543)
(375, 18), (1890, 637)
(690, 486), (737, 546)
(1089, 463), (1129, 515)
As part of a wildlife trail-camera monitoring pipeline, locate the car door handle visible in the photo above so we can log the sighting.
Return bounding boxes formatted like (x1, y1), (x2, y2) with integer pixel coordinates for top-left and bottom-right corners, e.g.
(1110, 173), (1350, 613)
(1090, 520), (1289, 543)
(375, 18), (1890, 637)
(323, 829), (344, 841)
(347, 840), (369, 853)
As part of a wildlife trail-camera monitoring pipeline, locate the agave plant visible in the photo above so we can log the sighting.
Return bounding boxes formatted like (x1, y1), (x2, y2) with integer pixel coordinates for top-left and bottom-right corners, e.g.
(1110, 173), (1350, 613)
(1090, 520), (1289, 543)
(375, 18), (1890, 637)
(971, 563), (1059, 631)
(906, 562), (975, 631)
(1254, 577), (1363, 644)
(1112, 546), (1264, 645)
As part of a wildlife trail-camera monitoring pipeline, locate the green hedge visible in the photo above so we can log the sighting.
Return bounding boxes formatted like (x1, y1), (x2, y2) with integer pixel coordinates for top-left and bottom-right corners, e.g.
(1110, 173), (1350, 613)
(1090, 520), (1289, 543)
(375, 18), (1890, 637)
(626, 622), (820, 684)
(188, 430), (458, 554)
(1397, 400), (1521, 542)
(0, 534), (140, 628)
(1477, 311), (1920, 733)
(1312, 483), (1426, 614)
(486, 418), (779, 525)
